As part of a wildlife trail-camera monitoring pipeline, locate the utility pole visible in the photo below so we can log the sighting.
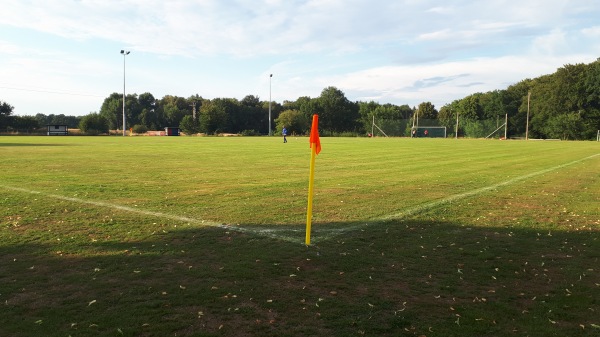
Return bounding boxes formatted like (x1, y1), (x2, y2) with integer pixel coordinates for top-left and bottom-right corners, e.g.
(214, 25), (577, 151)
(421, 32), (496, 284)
(190, 100), (197, 121)
(455, 109), (459, 139)
(504, 113), (508, 139)
(526, 91), (531, 140)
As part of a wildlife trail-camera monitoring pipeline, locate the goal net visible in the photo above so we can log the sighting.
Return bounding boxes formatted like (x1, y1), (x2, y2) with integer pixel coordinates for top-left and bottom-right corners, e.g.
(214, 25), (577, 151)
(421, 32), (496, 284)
(411, 126), (447, 138)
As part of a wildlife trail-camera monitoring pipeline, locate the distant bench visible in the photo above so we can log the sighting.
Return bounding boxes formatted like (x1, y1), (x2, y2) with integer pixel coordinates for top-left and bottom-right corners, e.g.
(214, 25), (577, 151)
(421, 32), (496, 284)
(47, 125), (68, 136)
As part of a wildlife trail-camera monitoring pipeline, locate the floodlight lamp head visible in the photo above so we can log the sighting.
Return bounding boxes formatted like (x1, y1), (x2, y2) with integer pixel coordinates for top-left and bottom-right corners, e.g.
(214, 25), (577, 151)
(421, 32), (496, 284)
(270, 74), (272, 77)
(121, 50), (130, 55)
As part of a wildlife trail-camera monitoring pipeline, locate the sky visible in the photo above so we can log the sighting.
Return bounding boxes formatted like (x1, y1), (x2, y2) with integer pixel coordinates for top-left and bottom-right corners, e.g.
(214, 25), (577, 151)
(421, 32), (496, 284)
(1, 0), (599, 117)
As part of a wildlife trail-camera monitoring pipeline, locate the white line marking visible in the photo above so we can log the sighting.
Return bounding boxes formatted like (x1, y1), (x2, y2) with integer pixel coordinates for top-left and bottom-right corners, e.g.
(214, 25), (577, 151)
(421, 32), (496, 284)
(2, 153), (598, 244)
(2, 185), (302, 243)
(317, 153), (600, 241)
(376, 153), (600, 222)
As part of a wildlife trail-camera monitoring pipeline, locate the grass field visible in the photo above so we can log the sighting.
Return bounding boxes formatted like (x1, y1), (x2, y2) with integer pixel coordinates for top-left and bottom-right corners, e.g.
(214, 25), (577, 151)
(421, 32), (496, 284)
(1, 136), (599, 337)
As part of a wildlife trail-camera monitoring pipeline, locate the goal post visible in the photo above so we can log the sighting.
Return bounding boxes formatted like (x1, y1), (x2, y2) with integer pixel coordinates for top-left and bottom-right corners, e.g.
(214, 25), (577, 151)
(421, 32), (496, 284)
(411, 126), (447, 138)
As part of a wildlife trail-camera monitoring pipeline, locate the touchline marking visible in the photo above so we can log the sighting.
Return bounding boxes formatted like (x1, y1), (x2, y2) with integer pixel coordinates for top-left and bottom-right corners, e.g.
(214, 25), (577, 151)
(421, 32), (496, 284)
(2, 153), (598, 244)
(1, 185), (301, 243)
(317, 153), (600, 241)
(376, 153), (600, 222)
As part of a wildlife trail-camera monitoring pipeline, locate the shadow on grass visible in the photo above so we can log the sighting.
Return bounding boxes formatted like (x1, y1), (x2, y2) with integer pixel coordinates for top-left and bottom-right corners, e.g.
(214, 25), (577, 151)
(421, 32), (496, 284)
(0, 143), (70, 147)
(0, 219), (598, 337)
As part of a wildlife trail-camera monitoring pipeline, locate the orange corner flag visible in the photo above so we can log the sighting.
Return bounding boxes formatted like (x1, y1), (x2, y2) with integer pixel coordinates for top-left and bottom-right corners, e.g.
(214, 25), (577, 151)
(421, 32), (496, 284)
(309, 114), (321, 155)
(306, 114), (320, 245)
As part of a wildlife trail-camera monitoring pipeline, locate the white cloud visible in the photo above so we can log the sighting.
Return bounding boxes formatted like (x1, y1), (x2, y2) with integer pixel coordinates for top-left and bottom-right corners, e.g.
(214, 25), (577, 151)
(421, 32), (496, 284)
(531, 29), (569, 55)
(1, 0), (600, 116)
(581, 26), (600, 37)
(323, 55), (596, 108)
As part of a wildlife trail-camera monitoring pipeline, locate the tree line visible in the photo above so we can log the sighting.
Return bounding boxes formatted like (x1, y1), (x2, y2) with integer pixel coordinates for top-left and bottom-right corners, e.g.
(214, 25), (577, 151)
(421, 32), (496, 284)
(2, 58), (599, 139)
(438, 58), (600, 140)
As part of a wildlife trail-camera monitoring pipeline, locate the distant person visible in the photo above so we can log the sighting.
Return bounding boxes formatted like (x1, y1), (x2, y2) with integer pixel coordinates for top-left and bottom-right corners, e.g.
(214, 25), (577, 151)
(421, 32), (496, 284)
(424, 129), (429, 137)
(282, 126), (288, 143)
(412, 129), (416, 138)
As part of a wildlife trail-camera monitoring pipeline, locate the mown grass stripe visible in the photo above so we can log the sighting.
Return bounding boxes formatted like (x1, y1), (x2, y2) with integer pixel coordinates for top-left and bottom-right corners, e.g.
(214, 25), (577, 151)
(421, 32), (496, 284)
(3, 153), (597, 244)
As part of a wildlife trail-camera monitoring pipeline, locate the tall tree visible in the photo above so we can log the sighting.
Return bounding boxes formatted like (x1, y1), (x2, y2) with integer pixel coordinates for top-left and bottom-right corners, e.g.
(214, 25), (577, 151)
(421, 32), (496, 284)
(138, 92), (163, 130)
(11, 116), (40, 131)
(99, 93), (124, 130)
(179, 115), (200, 135)
(0, 101), (14, 128)
(240, 95), (265, 133)
(415, 101), (438, 120)
(199, 99), (229, 134)
(438, 101), (461, 134)
(79, 113), (109, 135)
(275, 109), (310, 135)
(160, 95), (190, 127)
(317, 87), (359, 134)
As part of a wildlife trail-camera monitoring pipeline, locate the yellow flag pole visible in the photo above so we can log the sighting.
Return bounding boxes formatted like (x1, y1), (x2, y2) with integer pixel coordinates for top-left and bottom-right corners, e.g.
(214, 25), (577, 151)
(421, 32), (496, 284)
(305, 144), (317, 245)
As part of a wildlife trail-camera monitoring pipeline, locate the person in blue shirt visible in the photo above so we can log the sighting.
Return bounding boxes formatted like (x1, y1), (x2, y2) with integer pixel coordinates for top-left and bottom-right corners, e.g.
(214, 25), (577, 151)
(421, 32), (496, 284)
(282, 126), (288, 143)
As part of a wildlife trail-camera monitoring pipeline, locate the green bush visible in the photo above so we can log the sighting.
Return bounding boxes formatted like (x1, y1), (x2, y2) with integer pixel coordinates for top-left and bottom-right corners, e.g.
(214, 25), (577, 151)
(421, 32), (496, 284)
(180, 115), (200, 135)
(132, 124), (148, 134)
(79, 113), (109, 135)
(241, 129), (260, 136)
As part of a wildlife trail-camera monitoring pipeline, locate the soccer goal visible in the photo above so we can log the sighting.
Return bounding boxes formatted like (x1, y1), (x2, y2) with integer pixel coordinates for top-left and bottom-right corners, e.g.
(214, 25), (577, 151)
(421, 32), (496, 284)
(411, 126), (447, 138)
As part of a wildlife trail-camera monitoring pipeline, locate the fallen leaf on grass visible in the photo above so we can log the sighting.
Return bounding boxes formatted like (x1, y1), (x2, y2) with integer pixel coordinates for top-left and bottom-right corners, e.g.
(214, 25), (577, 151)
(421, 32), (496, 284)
(88, 300), (97, 306)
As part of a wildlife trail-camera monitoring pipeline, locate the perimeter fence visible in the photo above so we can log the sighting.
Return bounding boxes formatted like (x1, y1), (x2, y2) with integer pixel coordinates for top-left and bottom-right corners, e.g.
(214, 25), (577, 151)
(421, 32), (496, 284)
(371, 118), (507, 138)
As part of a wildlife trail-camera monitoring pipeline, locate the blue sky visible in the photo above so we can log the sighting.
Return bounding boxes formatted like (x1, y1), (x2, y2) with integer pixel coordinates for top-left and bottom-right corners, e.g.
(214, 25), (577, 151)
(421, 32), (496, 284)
(1, 0), (599, 116)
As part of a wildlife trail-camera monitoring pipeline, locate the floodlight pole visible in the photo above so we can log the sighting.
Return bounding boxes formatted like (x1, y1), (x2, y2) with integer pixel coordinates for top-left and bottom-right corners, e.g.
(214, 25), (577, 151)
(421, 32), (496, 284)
(121, 50), (130, 136)
(268, 74), (273, 136)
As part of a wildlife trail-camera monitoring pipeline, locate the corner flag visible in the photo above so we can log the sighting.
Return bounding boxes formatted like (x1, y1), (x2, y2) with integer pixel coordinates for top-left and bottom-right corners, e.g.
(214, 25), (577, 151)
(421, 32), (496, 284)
(309, 114), (321, 155)
(306, 114), (321, 245)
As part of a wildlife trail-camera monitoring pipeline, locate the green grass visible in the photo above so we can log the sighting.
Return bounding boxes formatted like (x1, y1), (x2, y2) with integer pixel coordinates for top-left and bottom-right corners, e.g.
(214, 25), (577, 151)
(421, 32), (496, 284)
(1, 136), (599, 336)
